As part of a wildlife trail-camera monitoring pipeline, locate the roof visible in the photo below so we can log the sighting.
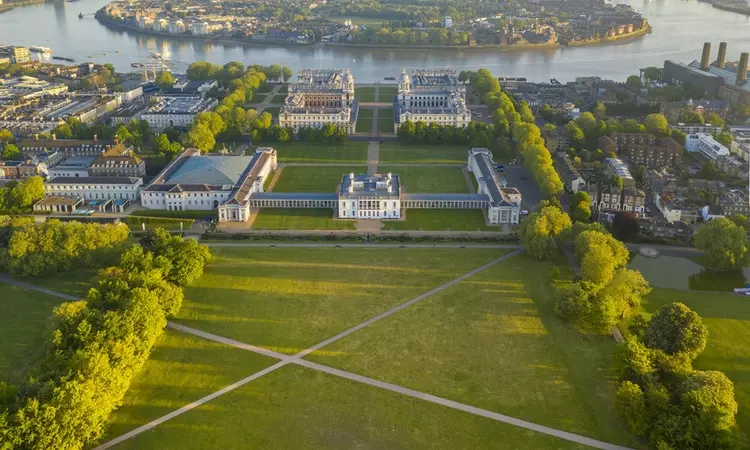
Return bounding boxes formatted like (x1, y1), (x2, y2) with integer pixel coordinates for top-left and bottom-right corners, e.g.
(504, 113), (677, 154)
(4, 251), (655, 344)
(47, 176), (142, 185)
(470, 148), (520, 208)
(166, 155), (253, 186)
(403, 193), (489, 202)
(250, 192), (337, 201)
(339, 173), (400, 198)
(685, 60), (750, 93)
(34, 195), (84, 206)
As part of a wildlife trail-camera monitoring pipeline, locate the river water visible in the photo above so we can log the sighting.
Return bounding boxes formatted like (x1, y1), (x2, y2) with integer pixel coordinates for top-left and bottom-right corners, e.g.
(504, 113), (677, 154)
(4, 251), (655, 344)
(0, 0), (749, 82)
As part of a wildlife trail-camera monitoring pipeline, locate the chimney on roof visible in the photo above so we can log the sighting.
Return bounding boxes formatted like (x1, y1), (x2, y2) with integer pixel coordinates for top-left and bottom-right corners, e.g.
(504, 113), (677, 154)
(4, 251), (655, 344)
(717, 42), (728, 69)
(737, 52), (749, 84)
(700, 42), (711, 70)
(51, 133), (56, 141)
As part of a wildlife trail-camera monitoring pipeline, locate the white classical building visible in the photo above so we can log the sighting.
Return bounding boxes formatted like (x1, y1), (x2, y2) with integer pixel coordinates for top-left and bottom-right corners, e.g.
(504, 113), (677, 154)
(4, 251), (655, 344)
(140, 96), (218, 130)
(279, 69), (358, 134)
(467, 148), (522, 224)
(394, 69), (472, 132)
(337, 172), (401, 219)
(141, 148), (277, 222)
(685, 133), (730, 161)
(45, 176), (143, 201)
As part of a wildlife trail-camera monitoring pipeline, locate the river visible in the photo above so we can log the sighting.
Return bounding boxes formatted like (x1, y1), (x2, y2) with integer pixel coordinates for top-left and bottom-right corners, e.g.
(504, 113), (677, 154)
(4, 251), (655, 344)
(0, 0), (749, 82)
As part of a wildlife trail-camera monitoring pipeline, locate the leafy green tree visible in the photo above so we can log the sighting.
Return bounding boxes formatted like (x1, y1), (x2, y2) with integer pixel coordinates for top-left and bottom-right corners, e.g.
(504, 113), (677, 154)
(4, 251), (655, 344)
(593, 102), (607, 120)
(576, 112), (598, 137)
(574, 230), (629, 285)
(569, 191), (591, 223)
(679, 371), (738, 435)
(518, 101), (534, 123)
(53, 122), (73, 139)
(611, 174), (624, 191)
(706, 112), (725, 128)
(729, 214), (750, 231)
(621, 119), (646, 133)
(626, 75), (643, 90)
(1, 143), (20, 160)
(0, 128), (13, 144)
(644, 113), (669, 136)
(715, 131), (732, 147)
(565, 121), (585, 148)
(155, 71), (175, 89)
(616, 381), (649, 435)
(139, 228), (211, 286)
(282, 66), (293, 82)
(187, 123), (215, 153)
(553, 282), (590, 321)
(694, 217), (748, 269)
(645, 302), (708, 359)
(518, 204), (572, 260)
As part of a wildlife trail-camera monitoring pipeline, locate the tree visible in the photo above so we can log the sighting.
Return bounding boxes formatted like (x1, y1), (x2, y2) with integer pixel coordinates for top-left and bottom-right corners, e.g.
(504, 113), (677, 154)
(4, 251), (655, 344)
(715, 131), (733, 147)
(542, 123), (557, 133)
(644, 113), (669, 136)
(706, 112), (725, 128)
(53, 122), (73, 139)
(282, 66), (293, 82)
(611, 174), (624, 191)
(693, 217), (748, 269)
(518, 205), (572, 260)
(187, 123), (215, 153)
(575, 230), (629, 285)
(565, 121), (585, 148)
(644, 302), (708, 359)
(155, 71), (175, 89)
(0, 128), (13, 144)
(616, 381), (649, 436)
(554, 282), (590, 321)
(569, 191), (591, 223)
(2, 143), (20, 160)
(576, 112), (598, 137)
(519, 101), (534, 123)
(642, 67), (660, 81)
(621, 119), (646, 133)
(139, 228), (211, 286)
(626, 75), (643, 90)
(679, 371), (738, 437)
(729, 214), (750, 232)
(593, 102), (607, 120)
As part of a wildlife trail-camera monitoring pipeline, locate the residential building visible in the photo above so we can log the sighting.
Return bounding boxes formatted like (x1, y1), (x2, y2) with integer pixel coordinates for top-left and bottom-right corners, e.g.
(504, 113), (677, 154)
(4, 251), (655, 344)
(278, 69), (358, 134)
(672, 124), (724, 135)
(604, 157), (635, 187)
(586, 183), (646, 217)
(554, 152), (587, 193)
(685, 133), (730, 160)
(337, 172), (401, 219)
(394, 69), (471, 132)
(0, 160), (39, 179)
(89, 154), (146, 177)
(0, 46), (30, 64)
(45, 176), (143, 201)
(140, 96), (218, 130)
(48, 156), (95, 178)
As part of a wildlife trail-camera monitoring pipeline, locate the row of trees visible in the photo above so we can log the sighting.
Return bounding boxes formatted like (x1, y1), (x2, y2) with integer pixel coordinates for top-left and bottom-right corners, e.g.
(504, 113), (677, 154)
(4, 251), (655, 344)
(0, 219), (130, 276)
(351, 27), (471, 46)
(0, 228), (211, 448)
(616, 303), (739, 448)
(0, 176), (44, 215)
(0, 128), (19, 160)
(186, 61), (292, 83)
(397, 120), (495, 148)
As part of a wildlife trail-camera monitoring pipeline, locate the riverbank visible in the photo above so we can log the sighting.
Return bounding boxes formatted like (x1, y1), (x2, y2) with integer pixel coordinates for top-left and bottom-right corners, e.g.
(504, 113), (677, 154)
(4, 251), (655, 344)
(325, 41), (562, 51)
(0, 0), (46, 15)
(566, 24), (652, 47)
(712, 2), (750, 16)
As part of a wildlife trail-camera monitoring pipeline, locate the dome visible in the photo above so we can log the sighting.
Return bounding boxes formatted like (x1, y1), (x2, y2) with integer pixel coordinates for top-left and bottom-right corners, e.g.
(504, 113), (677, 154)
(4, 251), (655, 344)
(398, 68), (411, 84)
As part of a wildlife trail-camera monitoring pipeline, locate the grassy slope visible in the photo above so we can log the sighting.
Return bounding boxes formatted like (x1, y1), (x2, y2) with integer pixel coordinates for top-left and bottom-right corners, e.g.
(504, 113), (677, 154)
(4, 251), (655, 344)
(174, 247), (504, 351)
(0, 286), (66, 384)
(252, 208), (356, 230)
(272, 166), (366, 192)
(383, 209), (494, 231)
(102, 329), (275, 440)
(308, 254), (641, 447)
(380, 165), (468, 194)
(273, 141), (367, 164)
(113, 364), (586, 450)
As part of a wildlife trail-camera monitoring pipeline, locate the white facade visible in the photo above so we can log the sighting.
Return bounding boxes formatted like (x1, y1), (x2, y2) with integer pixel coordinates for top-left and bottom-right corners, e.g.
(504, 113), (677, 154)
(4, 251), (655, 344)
(654, 191), (682, 223)
(467, 148), (522, 224)
(190, 22), (209, 35)
(685, 133), (730, 161)
(443, 16), (453, 28)
(140, 97), (218, 131)
(337, 172), (401, 219)
(45, 177), (143, 201)
(279, 69), (357, 134)
(395, 69), (472, 132)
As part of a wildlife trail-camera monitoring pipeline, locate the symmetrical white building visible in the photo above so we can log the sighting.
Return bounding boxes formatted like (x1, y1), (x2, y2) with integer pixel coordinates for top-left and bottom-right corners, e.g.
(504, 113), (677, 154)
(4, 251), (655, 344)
(685, 133), (730, 161)
(279, 69), (358, 134)
(141, 148), (277, 222)
(394, 69), (472, 132)
(337, 172), (401, 219)
(140, 96), (218, 130)
(467, 148), (522, 224)
(45, 176), (143, 201)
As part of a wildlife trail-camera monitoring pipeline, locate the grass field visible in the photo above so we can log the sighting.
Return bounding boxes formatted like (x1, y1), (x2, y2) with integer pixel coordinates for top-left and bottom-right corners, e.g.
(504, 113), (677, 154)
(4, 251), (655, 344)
(356, 109), (373, 133)
(380, 165), (468, 194)
(269, 94), (287, 104)
(308, 254), (639, 447)
(379, 143), (469, 164)
(256, 85), (274, 94)
(174, 247), (503, 350)
(0, 286), (65, 384)
(377, 107), (394, 133)
(263, 106), (280, 117)
(633, 288), (750, 437)
(277, 85), (288, 94)
(252, 208), (356, 230)
(378, 87), (398, 102)
(248, 93), (267, 103)
(356, 87), (376, 102)
(113, 364), (585, 450)
(272, 166), (366, 192)
(383, 209), (495, 231)
(130, 209), (216, 220)
(102, 329), (275, 440)
(272, 141), (367, 164)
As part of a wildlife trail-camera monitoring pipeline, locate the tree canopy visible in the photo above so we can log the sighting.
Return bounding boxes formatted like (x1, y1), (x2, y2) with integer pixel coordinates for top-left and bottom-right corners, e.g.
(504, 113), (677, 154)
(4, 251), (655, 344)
(694, 217), (748, 269)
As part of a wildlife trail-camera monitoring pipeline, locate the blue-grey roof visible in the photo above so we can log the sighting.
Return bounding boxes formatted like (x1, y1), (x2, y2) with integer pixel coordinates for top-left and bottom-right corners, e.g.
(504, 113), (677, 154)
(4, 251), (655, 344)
(686, 60), (750, 93)
(403, 193), (489, 201)
(166, 155), (252, 186)
(251, 192), (337, 200)
(339, 173), (400, 198)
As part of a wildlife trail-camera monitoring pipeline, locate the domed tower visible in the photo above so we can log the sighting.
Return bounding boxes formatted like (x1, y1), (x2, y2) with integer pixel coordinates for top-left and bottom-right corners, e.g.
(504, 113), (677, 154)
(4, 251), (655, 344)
(398, 68), (411, 94)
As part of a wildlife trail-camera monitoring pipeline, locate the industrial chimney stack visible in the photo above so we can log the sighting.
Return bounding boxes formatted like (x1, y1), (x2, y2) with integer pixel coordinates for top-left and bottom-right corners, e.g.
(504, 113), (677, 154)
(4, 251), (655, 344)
(717, 42), (728, 69)
(700, 42), (711, 70)
(737, 52), (749, 84)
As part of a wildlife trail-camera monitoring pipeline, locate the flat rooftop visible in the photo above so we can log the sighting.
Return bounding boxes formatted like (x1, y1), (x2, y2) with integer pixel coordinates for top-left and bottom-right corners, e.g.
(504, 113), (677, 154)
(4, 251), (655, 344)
(147, 96), (215, 114)
(339, 173), (400, 198)
(166, 155), (253, 186)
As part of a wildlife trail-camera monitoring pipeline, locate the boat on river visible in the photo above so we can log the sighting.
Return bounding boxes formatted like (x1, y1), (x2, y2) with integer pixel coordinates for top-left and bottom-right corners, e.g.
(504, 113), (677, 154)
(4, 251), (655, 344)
(52, 56), (75, 62)
(30, 46), (52, 54)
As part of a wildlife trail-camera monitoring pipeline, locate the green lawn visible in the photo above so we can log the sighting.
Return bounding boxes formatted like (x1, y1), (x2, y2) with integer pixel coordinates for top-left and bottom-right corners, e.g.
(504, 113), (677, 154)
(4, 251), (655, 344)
(379, 143), (469, 164)
(0, 286), (66, 384)
(256, 85), (274, 94)
(113, 364), (584, 450)
(377, 87), (398, 102)
(272, 141), (367, 164)
(356, 87), (376, 102)
(308, 254), (640, 447)
(249, 93), (267, 103)
(377, 107), (394, 133)
(269, 94), (287, 104)
(272, 166), (366, 192)
(252, 208), (355, 230)
(383, 209), (495, 231)
(356, 114), (373, 133)
(357, 108), (374, 118)
(277, 85), (288, 94)
(173, 247), (503, 350)
(380, 166), (468, 194)
(263, 106), (280, 117)
(102, 329), (275, 441)
(635, 288), (750, 437)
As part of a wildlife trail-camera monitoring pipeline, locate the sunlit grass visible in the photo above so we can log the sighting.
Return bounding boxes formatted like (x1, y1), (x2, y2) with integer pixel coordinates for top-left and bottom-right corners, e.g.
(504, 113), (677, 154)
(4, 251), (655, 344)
(380, 165), (468, 194)
(272, 166), (366, 192)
